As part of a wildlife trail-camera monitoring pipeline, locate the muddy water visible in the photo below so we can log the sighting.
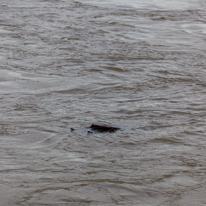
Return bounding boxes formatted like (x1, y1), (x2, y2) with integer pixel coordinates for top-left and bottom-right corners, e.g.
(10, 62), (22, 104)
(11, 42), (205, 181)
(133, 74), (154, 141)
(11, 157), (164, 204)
(1, 0), (206, 205)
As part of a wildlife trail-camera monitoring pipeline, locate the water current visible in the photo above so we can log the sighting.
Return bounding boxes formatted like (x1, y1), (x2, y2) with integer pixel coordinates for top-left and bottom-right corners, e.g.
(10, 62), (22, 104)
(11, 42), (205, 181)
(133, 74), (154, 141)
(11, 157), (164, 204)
(1, 0), (206, 205)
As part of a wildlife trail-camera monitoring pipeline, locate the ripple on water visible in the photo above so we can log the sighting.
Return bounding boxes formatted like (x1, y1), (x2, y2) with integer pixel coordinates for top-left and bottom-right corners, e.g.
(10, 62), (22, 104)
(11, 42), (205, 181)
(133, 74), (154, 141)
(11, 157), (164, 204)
(1, 0), (206, 205)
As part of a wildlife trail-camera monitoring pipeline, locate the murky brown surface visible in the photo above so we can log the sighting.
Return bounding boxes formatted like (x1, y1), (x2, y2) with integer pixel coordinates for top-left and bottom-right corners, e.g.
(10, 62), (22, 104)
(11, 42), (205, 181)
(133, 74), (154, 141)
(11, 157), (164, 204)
(1, 0), (206, 205)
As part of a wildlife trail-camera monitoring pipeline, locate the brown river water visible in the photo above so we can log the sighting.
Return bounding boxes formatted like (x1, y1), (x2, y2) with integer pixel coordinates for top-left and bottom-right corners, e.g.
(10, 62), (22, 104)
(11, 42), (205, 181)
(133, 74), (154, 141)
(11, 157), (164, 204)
(1, 0), (206, 205)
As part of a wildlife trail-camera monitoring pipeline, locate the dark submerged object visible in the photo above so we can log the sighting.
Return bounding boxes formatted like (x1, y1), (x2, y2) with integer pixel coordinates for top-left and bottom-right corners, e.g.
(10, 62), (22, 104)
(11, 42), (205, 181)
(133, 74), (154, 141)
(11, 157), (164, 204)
(90, 124), (120, 133)
(70, 124), (121, 134)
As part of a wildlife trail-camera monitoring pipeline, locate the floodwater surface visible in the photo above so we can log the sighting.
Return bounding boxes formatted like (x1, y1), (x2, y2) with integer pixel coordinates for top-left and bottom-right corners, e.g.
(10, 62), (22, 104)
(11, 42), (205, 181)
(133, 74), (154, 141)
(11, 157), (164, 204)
(1, 0), (206, 205)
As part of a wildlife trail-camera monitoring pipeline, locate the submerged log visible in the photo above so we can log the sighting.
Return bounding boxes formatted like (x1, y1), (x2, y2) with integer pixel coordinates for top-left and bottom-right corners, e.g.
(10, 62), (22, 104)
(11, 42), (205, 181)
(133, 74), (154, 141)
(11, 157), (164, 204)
(90, 124), (120, 133)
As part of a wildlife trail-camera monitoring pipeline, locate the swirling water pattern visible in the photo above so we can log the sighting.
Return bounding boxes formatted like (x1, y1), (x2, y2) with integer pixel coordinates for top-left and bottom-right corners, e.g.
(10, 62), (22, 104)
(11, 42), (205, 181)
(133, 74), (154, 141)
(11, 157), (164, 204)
(1, 0), (206, 205)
